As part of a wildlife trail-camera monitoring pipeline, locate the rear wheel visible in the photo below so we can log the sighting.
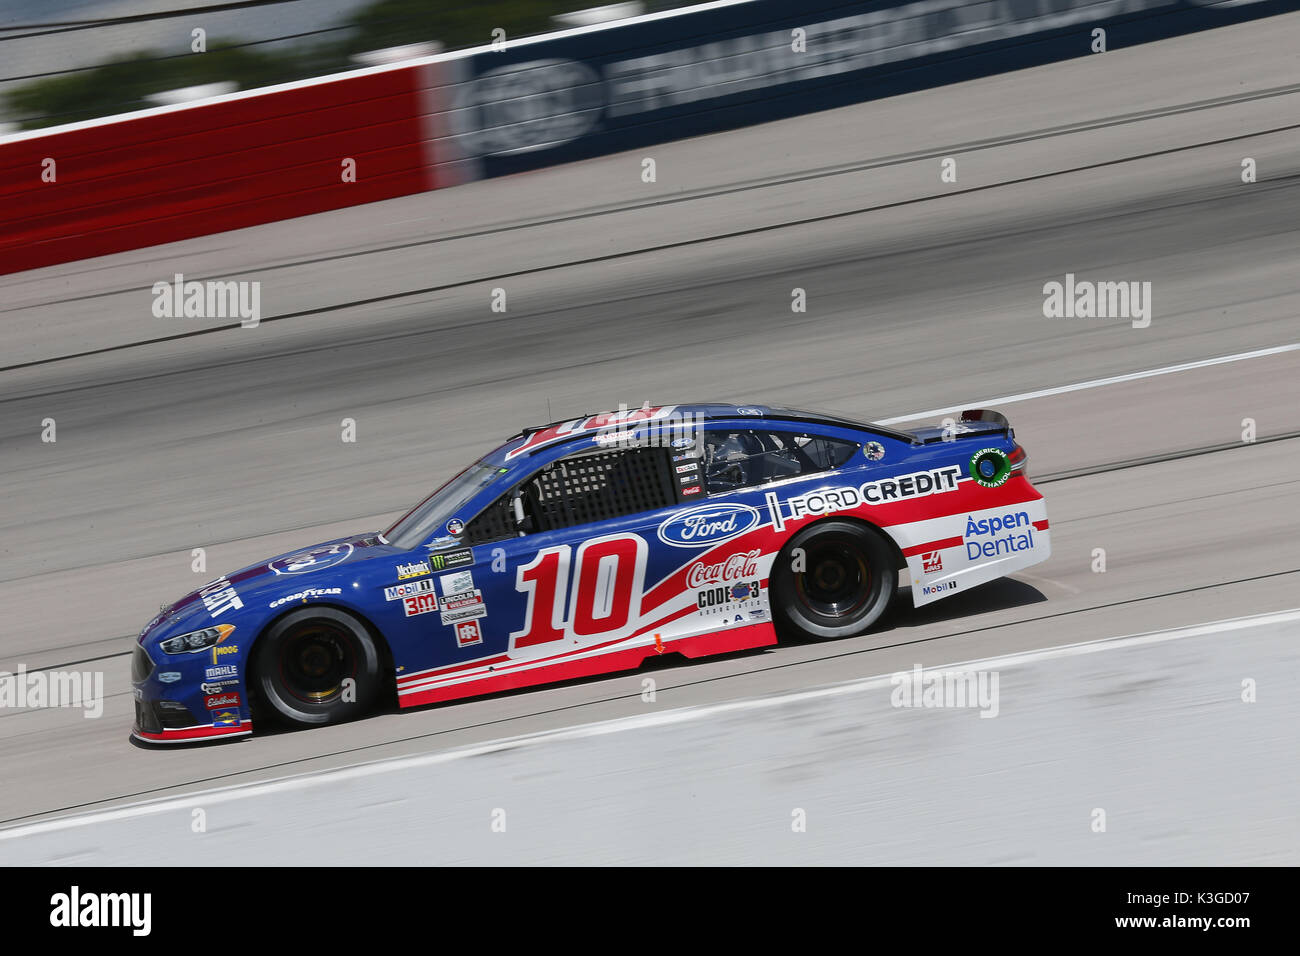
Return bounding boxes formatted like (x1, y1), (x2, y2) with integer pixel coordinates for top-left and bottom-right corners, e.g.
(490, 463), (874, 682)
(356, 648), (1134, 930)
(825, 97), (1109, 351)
(771, 520), (895, 640)
(253, 607), (382, 727)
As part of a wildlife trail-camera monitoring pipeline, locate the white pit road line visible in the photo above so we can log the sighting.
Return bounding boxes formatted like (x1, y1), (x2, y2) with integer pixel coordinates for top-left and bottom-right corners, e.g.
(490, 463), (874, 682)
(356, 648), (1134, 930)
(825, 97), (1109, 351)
(3, 606), (1297, 843)
(877, 342), (1300, 424)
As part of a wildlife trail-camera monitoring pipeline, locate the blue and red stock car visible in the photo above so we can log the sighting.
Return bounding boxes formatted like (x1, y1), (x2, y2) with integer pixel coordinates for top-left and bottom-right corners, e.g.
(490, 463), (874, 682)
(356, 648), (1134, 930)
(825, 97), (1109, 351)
(131, 403), (1050, 743)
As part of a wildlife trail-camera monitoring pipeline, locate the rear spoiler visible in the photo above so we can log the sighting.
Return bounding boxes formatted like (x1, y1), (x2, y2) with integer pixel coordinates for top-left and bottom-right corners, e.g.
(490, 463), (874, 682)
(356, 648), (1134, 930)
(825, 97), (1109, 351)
(906, 408), (1013, 444)
(958, 408), (1011, 433)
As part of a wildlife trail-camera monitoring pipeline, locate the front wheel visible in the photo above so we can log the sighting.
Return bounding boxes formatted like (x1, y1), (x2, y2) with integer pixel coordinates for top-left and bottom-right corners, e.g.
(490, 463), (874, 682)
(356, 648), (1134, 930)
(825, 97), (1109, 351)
(770, 520), (895, 640)
(253, 607), (383, 727)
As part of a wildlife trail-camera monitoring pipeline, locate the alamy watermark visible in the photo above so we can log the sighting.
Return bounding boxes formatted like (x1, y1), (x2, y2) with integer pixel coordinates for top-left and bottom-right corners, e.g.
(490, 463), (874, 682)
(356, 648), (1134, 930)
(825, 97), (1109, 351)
(1042, 273), (1151, 329)
(152, 273), (261, 327)
(592, 403), (705, 456)
(50, 887), (150, 936)
(0, 665), (104, 718)
(890, 664), (999, 718)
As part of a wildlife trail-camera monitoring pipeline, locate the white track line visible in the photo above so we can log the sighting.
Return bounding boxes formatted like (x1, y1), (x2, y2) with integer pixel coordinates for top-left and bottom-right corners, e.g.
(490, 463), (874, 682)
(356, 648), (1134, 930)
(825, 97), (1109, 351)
(877, 342), (1300, 424)
(3, 606), (1296, 841)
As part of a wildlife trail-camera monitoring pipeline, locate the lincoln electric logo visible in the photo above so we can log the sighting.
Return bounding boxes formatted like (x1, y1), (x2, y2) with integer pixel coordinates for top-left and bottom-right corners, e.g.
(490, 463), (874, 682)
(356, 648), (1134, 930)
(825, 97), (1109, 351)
(658, 504), (759, 548)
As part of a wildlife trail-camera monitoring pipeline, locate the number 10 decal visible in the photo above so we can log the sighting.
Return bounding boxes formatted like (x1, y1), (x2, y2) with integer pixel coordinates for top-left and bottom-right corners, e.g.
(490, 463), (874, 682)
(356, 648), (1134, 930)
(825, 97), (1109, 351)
(510, 534), (648, 651)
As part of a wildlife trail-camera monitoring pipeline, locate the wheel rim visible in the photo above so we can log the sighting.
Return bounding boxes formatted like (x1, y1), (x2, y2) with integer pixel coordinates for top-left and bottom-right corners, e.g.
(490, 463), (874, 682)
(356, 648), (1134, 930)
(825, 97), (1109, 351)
(276, 620), (357, 703)
(793, 541), (872, 619)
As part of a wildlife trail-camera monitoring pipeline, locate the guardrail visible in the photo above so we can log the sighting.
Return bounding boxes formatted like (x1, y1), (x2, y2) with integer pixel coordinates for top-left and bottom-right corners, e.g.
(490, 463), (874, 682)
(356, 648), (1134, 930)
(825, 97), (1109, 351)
(0, 0), (1292, 276)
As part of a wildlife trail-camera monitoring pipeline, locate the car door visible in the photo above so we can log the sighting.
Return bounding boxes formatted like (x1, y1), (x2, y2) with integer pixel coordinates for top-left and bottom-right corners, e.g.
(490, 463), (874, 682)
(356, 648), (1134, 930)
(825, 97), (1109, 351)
(455, 441), (684, 665)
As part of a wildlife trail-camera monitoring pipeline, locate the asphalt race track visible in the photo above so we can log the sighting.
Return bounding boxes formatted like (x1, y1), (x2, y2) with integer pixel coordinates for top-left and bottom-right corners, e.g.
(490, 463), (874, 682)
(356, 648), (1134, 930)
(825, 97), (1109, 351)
(1, 15), (1298, 863)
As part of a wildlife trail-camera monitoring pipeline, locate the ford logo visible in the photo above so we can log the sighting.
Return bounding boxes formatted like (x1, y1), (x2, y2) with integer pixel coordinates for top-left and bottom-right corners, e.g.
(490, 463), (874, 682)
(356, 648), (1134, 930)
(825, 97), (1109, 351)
(658, 504), (760, 548)
(269, 542), (353, 575)
(452, 59), (604, 157)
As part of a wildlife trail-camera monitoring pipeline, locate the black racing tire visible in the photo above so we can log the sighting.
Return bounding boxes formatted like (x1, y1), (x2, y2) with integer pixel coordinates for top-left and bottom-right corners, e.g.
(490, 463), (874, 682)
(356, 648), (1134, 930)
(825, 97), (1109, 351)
(771, 520), (895, 640)
(253, 607), (382, 727)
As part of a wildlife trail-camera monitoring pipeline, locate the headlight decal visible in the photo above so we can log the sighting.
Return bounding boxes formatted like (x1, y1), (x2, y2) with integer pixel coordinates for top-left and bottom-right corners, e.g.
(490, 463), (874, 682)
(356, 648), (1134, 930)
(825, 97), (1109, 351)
(158, 623), (235, 655)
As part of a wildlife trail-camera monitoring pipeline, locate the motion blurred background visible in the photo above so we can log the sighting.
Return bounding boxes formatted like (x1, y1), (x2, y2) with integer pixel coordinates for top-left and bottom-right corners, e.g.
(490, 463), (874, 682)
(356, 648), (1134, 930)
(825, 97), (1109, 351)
(1, 0), (1297, 865)
(0, 0), (669, 131)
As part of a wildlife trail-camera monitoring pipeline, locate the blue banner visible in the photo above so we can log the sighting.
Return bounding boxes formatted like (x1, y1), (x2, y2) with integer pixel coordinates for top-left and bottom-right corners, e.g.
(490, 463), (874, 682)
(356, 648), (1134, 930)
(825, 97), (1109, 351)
(442, 0), (1296, 177)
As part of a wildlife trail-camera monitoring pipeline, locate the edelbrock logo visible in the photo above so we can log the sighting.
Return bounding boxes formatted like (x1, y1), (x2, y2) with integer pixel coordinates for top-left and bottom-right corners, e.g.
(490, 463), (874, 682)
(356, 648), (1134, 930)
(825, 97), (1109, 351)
(658, 504), (760, 548)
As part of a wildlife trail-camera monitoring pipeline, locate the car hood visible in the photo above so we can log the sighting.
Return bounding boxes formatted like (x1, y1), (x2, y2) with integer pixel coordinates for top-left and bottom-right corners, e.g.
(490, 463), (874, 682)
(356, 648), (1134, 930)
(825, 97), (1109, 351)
(144, 532), (394, 640)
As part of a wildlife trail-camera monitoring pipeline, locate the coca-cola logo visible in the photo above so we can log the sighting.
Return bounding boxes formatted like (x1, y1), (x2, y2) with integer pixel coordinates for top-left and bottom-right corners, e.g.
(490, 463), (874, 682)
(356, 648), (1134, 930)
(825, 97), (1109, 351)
(686, 549), (761, 588)
(658, 504), (760, 548)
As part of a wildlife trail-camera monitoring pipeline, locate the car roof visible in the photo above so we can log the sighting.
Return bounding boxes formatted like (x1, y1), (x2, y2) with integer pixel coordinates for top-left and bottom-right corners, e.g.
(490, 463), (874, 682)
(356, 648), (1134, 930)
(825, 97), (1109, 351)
(492, 403), (915, 465)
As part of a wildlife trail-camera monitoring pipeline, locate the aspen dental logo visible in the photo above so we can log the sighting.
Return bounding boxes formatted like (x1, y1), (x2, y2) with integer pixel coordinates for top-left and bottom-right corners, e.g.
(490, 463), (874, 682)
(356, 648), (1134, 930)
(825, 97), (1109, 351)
(152, 273), (261, 328)
(890, 665), (999, 718)
(965, 510), (1037, 560)
(1, 666), (103, 718)
(1042, 273), (1151, 328)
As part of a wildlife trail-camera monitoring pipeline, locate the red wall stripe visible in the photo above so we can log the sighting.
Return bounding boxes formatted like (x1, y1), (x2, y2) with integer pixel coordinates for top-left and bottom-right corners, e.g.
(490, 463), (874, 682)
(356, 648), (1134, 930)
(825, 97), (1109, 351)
(0, 65), (441, 275)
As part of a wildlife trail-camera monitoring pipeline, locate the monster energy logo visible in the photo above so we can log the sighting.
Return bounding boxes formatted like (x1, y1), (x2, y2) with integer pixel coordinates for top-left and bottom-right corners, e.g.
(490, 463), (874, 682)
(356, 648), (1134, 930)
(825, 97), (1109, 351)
(428, 549), (473, 571)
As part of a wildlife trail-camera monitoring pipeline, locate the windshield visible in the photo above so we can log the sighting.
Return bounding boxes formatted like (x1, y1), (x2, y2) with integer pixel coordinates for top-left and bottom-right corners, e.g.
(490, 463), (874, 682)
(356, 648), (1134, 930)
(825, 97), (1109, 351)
(383, 462), (507, 550)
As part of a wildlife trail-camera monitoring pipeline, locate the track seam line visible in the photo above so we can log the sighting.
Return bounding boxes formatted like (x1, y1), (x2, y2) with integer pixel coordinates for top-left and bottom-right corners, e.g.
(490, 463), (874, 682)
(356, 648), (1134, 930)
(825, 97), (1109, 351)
(8, 79), (1298, 308)
(3, 605), (1298, 838)
(5, 118), (1299, 374)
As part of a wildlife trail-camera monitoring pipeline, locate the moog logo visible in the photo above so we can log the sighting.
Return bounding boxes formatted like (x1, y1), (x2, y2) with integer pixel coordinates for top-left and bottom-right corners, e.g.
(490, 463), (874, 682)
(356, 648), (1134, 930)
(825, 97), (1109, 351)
(658, 504), (760, 548)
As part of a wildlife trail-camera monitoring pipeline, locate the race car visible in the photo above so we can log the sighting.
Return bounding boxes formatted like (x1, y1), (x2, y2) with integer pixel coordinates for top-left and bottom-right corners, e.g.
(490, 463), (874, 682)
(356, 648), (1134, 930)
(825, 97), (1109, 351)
(131, 403), (1050, 743)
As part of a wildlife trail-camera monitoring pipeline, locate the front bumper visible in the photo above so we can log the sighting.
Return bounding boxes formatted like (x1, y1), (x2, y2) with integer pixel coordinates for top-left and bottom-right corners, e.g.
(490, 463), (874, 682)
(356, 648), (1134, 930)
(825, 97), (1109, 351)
(131, 643), (253, 745)
(132, 699), (252, 744)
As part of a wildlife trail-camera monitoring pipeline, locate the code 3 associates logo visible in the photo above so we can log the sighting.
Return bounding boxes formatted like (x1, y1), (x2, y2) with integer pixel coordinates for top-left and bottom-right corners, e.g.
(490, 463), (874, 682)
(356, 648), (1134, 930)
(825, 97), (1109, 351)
(50, 886), (151, 936)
